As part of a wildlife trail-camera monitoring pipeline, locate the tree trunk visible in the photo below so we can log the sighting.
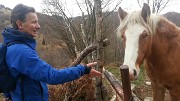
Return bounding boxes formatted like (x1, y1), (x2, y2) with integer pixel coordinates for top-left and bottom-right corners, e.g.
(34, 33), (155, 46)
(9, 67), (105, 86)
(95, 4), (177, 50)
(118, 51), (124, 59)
(94, 0), (108, 100)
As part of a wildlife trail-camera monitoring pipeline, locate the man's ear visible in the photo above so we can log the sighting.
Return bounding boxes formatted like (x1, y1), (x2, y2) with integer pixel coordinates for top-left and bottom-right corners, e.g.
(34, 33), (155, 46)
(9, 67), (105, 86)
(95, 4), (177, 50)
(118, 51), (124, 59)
(16, 20), (23, 29)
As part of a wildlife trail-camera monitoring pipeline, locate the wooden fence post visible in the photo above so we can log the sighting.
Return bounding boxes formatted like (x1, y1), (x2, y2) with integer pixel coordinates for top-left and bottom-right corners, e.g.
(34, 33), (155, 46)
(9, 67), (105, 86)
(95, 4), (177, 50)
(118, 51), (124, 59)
(120, 65), (133, 101)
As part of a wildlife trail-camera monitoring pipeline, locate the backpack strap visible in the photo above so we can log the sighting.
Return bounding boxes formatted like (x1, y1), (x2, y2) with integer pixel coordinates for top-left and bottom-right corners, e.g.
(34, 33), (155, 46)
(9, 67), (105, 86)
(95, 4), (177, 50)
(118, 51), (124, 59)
(5, 41), (29, 101)
(20, 76), (25, 101)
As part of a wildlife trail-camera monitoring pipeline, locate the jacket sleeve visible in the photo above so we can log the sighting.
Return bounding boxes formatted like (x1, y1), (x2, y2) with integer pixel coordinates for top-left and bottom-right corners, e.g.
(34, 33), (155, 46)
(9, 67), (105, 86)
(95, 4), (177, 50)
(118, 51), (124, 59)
(7, 45), (87, 85)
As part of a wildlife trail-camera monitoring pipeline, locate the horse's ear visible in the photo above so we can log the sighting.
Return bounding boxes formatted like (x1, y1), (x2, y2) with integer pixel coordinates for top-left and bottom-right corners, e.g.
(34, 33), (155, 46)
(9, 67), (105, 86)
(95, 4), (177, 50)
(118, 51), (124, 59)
(118, 7), (127, 21)
(141, 3), (151, 23)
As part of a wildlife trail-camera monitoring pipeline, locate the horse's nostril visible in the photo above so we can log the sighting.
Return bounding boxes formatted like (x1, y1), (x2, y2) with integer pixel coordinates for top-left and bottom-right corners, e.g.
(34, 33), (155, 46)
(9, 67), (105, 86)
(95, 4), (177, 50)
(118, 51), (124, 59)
(133, 69), (137, 76)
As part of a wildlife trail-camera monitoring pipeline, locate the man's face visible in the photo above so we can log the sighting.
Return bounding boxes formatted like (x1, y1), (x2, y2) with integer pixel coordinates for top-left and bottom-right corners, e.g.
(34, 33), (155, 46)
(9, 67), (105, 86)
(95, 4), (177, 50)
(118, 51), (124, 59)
(20, 12), (40, 37)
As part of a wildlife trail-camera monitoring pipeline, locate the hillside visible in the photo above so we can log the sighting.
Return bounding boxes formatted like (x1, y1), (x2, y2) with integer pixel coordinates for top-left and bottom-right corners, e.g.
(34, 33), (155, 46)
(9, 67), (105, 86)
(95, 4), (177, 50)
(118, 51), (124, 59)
(0, 4), (11, 31)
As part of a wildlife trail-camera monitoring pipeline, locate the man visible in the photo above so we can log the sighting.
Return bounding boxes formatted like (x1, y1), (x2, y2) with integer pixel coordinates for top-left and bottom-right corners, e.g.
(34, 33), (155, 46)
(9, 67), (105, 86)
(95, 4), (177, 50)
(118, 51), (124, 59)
(2, 4), (102, 101)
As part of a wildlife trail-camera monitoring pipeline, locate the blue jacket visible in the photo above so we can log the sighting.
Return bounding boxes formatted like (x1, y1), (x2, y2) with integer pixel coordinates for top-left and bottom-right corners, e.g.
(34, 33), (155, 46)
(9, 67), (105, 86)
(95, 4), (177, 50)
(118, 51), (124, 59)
(2, 27), (89, 101)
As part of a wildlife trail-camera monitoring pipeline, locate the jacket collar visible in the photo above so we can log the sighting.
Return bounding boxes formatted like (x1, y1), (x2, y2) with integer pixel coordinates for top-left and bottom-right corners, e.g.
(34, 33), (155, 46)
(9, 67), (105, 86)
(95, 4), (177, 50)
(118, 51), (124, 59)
(2, 27), (36, 50)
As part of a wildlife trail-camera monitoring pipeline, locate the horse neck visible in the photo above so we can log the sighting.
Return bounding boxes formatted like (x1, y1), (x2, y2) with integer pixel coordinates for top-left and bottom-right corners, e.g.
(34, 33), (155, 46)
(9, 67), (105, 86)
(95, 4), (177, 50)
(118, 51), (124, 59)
(148, 17), (180, 60)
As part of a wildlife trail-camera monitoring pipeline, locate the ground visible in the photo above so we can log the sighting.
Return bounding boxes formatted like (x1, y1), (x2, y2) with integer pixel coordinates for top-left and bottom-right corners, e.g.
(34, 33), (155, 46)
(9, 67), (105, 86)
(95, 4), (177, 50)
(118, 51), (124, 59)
(133, 79), (171, 101)
(132, 72), (154, 101)
(133, 82), (152, 100)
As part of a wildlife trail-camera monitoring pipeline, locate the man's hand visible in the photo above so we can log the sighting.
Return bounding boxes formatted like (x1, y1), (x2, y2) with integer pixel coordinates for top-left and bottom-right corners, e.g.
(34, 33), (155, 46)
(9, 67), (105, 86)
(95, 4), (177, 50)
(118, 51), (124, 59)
(86, 62), (102, 77)
(3, 98), (12, 101)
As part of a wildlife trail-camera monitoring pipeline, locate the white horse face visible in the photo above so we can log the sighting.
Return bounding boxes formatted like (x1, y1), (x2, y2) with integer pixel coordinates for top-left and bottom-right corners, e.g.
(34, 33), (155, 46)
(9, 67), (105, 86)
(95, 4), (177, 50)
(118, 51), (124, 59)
(118, 4), (152, 80)
(122, 24), (146, 79)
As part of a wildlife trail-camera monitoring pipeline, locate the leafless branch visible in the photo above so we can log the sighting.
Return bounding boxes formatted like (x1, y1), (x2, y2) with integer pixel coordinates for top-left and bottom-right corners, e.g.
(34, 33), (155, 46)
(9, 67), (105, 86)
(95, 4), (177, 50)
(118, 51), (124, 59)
(70, 39), (110, 66)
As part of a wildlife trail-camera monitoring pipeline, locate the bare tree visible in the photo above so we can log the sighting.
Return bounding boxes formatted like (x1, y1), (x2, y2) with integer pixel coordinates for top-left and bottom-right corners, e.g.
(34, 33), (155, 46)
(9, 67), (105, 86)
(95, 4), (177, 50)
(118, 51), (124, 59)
(137, 0), (174, 13)
(41, 0), (123, 60)
(93, 0), (105, 100)
(41, 0), (123, 100)
(42, 0), (86, 60)
(75, 0), (123, 100)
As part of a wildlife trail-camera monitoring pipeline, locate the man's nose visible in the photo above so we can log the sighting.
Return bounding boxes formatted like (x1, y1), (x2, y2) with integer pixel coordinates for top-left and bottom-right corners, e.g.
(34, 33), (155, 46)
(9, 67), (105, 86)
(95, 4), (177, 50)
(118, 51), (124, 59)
(36, 23), (41, 29)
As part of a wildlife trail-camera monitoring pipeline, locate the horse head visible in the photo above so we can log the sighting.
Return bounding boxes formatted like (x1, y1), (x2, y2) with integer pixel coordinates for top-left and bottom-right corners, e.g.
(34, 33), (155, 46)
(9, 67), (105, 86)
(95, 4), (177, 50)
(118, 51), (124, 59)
(117, 3), (153, 80)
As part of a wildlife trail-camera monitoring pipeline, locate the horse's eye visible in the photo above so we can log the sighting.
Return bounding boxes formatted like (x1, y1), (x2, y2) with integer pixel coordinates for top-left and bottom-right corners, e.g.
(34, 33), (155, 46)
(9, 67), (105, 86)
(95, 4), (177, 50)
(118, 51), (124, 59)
(142, 31), (149, 39)
(121, 34), (125, 40)
(143, 34), (148, 38)
(121, 35), (124, 39)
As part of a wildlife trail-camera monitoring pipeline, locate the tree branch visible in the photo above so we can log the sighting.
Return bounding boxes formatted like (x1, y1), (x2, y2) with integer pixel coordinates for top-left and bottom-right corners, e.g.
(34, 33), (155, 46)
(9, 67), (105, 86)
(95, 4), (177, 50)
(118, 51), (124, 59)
(70, 39), (110, 66)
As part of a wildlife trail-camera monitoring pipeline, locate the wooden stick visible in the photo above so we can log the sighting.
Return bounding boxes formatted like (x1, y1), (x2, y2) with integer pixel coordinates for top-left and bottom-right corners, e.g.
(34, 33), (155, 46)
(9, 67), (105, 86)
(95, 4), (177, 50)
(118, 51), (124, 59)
(120, 65), (133, 101)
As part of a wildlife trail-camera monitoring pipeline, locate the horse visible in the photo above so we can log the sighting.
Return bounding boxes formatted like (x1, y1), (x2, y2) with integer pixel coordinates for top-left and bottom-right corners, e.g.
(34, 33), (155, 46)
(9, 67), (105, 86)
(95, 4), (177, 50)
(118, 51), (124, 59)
(117, 3), (180, 101)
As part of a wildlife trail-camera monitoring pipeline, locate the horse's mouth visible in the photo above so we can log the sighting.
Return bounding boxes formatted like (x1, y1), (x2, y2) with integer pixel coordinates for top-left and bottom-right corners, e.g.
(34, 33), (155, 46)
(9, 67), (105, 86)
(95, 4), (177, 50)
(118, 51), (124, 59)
(130, 68), (140, 80)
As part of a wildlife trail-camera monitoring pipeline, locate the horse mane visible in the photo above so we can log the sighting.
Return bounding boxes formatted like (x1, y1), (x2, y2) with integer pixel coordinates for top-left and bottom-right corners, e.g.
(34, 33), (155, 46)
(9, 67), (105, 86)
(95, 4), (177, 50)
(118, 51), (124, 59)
(117, 11), (160, 36)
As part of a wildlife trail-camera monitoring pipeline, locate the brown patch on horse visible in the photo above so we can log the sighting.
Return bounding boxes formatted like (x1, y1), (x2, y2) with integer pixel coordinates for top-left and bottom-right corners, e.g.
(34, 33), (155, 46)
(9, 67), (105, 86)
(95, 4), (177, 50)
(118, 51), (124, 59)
(146, 16), (180, 100)
(121, 29), (127, 48)
(155, 17), (180, 54)
(157, 17), (179, 40)
(136, 30), (152, 67)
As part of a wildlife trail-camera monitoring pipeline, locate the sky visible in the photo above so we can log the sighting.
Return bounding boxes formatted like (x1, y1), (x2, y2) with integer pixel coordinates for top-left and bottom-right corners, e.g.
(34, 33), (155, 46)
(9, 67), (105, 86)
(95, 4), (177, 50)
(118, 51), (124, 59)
(0, 0), (43, 12)
(0, 0), (180, 16)
(121, 0), (180, 14)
